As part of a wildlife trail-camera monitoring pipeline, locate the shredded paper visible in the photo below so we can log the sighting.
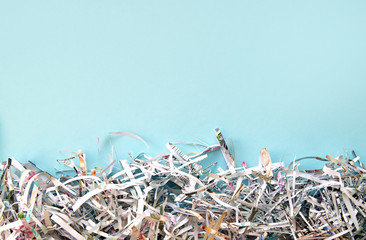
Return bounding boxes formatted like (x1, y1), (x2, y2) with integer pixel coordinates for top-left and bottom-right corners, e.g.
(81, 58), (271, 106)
(1, 129), (365, 239)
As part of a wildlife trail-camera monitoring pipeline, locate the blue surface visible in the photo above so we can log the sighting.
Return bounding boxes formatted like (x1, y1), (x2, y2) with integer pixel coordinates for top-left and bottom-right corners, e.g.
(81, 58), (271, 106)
(1, 1), (366, 173)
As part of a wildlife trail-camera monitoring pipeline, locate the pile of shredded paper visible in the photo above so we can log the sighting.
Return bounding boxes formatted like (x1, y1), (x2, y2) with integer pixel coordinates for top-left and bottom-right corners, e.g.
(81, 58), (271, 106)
(1, 129), (365, 240)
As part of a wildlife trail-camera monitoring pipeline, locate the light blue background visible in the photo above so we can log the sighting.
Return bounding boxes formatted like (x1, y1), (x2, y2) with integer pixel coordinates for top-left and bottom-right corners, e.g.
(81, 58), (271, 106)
(1, 1), (365, 173)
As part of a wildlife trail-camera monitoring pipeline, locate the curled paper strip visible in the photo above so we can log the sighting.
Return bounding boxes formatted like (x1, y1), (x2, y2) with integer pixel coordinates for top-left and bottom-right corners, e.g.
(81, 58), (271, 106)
(0, 129), (365, 239)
